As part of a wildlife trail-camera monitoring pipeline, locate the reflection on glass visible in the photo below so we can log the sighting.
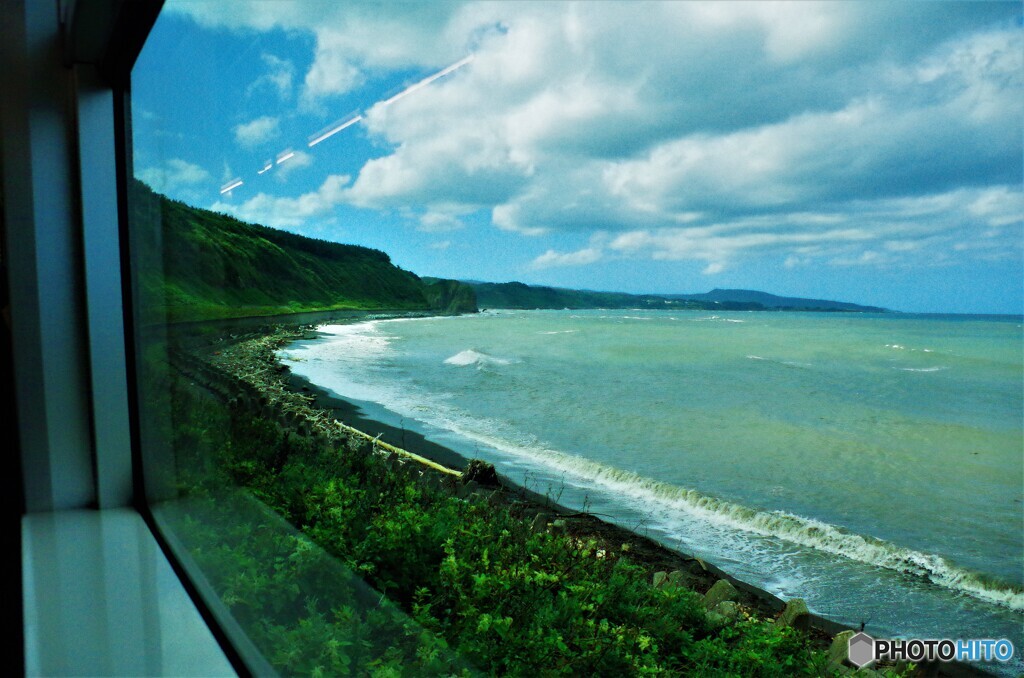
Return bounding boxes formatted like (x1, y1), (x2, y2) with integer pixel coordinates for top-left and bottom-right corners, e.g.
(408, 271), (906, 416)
(128, 1), (1022, 675)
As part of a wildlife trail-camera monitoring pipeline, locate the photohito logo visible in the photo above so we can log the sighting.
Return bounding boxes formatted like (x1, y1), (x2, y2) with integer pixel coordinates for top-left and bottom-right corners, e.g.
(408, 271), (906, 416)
(847, 633), (1015, 668)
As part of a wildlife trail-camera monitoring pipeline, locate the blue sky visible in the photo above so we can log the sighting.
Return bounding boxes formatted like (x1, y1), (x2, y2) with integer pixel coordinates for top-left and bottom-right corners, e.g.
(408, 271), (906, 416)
(132, 1), (1023, 314)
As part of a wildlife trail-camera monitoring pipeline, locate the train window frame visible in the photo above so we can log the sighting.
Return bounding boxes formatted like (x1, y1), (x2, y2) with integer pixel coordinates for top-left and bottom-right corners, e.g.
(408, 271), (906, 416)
(4, 1), (255, 674)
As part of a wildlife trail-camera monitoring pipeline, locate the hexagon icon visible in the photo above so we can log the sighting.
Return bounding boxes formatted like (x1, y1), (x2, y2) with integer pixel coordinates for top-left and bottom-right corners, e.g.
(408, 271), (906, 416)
(848, 632), (875, 668)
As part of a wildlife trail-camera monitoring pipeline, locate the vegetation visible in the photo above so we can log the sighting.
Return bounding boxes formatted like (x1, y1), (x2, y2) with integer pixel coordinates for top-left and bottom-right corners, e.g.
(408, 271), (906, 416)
(130, 180), (476, 323)
(422, 277), (481, 315)
(144, 333), (885, 677)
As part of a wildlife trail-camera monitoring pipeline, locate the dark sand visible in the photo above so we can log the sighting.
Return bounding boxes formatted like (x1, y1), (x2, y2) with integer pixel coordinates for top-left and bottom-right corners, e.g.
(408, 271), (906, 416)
(286, 370), (471, 473)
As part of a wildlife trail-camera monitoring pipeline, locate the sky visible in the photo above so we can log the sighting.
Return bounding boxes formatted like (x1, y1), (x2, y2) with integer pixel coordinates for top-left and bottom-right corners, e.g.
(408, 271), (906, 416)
(132, 1), (1023, 314)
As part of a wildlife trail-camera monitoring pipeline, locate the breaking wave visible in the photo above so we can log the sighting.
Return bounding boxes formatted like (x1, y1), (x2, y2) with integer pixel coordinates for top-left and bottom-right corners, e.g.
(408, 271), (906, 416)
(694, 315), (745, 323)
(444, 349), (512, 368)
(503, 445), (1024, 612)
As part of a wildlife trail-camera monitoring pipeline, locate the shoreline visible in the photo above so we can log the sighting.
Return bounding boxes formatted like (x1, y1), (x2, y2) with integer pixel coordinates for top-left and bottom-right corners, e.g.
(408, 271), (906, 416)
(285, 368), (796, 602)
(285, 370), (473, 474)
(190, 312), (997, 677)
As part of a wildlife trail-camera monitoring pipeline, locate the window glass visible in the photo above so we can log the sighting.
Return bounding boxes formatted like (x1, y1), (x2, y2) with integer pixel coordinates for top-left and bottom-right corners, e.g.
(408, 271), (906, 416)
(128, 2), (1023, 674)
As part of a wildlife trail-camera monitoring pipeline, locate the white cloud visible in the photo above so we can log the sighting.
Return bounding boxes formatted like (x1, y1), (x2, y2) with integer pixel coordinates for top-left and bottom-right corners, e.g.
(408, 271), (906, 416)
(419, 213), (462, 232)
(830, 250), (893, 267)
(702, 262), (726, 275)
(137, 158), (211, 193)
(167, 1), (1021, 277)
(302, 48), (364, 104)
(326, 4), (1017, 247)
(233, 116), (280, 148)
(274, 150), (313, 182)
(593, 186), (1022, 272)
(418, 205), (473, 232)
(210, 174), (350, 229)
(531, 247), (603, 269)
(966, 186), (1024, 228)
(429, 240), (452, 250)
(248, 53), (295, 100)
(491, 202), (546, 236)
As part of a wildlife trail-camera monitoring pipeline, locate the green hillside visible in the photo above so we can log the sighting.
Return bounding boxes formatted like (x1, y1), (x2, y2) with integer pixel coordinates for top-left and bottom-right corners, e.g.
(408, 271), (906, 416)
(421, 277), (479, 315)
(130, 181), (476, 323)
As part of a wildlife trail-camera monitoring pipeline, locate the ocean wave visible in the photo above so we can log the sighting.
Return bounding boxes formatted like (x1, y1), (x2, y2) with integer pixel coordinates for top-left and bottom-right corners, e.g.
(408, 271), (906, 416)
(897, 366), (948, 373)
(493, 444), (1024, 611)
(444, 349), (512, 368)
(746, 355), (812, 369)
(539, 330), (579, 335)
(288, 322), (393, 362)
(287, 316), (1021, 613)
(886, 343), (936, 354)
(694, 315), (745, 323)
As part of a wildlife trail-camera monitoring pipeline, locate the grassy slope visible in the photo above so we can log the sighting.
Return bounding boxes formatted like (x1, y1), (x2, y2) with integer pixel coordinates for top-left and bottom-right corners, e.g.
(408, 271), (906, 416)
(132, 181), (476, 323)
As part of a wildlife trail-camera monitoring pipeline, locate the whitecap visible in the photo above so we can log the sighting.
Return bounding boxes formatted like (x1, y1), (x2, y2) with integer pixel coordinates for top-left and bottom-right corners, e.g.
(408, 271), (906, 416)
(444, 349), (511, 367)
(693, 315), (744, 323)
(493, 447), (1024, 612)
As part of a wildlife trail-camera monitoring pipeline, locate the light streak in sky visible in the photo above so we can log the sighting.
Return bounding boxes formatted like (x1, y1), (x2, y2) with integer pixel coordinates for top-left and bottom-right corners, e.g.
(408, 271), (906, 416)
(378, 55), (474, 108)
(221, 55), (473, 194)
(308, 114), (363, 148)
(219, 178), (243, 194)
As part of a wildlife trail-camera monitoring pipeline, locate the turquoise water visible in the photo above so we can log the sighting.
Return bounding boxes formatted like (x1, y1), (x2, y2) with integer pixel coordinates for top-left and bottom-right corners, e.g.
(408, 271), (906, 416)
(280, 310), (1024, 672)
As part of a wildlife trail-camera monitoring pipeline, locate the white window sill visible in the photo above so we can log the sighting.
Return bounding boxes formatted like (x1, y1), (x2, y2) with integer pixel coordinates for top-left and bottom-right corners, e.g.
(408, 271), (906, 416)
(23, 508), (235, 677)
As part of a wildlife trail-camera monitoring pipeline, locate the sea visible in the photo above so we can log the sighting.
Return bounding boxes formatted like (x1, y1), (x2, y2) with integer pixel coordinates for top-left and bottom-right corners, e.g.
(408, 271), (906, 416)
(278, 309), (1024, 674)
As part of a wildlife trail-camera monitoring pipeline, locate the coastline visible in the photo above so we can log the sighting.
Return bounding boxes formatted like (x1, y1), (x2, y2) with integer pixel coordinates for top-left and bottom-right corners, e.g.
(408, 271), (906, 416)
(287, 368), (815, 601)
(281, 365), (998, 676)
(187, 313), (997, 677)
(285, 369), (472, 474)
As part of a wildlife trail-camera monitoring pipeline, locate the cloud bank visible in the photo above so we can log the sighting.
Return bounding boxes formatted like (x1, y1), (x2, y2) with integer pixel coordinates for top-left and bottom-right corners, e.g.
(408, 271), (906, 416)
(175, 0), (1022, 276)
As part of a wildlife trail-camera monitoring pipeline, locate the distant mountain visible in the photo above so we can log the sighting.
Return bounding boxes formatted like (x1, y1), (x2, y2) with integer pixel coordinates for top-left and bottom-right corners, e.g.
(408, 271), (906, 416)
(131, 180), (477, 323)
(466, 281), (666, 310)
(466, 281), (886, 313)
(669, 289), (887, 313)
